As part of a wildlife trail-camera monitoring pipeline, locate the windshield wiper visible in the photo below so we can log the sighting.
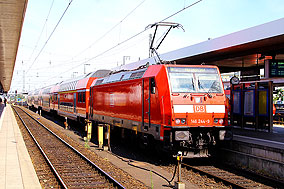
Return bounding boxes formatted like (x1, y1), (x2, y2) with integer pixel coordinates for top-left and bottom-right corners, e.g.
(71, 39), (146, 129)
(198, 80), (212, 98)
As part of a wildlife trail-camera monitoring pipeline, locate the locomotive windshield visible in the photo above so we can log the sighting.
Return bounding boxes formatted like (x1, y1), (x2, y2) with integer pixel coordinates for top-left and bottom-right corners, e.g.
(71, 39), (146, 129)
(168, 67), (223, 93)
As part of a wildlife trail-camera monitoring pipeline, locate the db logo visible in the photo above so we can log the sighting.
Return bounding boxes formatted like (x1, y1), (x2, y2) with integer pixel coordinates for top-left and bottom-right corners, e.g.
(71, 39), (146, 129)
(194, 105), (205, 112)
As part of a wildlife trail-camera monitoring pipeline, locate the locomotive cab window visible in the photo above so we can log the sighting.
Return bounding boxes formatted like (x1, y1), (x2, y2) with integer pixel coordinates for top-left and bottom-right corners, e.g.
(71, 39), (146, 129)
(168, 67), (223, 93)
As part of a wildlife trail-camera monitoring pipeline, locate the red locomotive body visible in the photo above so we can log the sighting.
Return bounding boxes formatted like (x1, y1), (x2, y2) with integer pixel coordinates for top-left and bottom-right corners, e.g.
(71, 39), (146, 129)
(90, 64), (230, 157)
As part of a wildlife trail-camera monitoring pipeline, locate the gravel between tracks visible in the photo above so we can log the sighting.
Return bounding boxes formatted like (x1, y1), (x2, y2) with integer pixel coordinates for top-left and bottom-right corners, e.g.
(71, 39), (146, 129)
(161, 164), (230, 189)
(13, 108), (60, 188)
(14, 107), (147, 189)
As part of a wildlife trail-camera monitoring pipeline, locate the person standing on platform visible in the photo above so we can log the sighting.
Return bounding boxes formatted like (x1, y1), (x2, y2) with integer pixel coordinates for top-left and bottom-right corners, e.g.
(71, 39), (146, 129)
(4, 98), (7, 107)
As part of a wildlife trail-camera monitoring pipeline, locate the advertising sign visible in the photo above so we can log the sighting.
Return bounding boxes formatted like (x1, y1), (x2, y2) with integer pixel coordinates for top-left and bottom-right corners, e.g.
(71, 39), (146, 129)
(259, 90), (268, 116)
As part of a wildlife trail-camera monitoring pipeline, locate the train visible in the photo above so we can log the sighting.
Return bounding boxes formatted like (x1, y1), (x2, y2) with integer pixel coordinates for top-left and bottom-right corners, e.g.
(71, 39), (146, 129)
(27, 64), (231, 157)
(27, 70), (110, 122)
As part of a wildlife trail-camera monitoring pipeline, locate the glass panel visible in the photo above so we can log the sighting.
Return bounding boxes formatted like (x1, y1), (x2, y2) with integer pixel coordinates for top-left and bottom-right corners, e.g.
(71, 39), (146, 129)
(169, 72), (195, 93)
(196, 74), (222, 93)
(168, 67), (223, 93)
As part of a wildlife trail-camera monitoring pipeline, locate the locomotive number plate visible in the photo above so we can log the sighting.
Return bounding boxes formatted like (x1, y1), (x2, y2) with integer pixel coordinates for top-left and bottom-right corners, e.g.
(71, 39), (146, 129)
(190, 119), (211, 124)
(194, 105), (205, 113)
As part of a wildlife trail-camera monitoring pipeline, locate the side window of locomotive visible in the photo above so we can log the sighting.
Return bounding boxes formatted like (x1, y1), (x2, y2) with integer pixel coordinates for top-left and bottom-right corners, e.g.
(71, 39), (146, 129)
(150, 78), (156, 94)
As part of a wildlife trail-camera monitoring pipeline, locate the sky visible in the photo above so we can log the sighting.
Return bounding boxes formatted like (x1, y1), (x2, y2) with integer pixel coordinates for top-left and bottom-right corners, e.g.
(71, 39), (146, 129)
(10, 0), (284, 93)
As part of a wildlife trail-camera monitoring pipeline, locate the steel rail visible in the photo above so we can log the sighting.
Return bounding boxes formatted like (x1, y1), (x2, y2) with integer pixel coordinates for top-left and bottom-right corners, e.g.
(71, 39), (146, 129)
(13, 106), (67, 188)
(182, 163), (247, 189)
(13, 106), (125, 189)
(220, 148), (284, 186)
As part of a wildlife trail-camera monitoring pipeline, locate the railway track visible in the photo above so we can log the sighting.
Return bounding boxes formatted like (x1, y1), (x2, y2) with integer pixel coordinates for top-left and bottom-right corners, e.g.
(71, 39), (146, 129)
(181, 162), (273, 188)
(13, 106), (125, 189)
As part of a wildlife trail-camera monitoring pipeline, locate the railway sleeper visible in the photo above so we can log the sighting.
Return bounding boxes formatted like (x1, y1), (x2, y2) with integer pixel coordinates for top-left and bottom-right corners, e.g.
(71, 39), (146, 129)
(61, 173), (100, 177)
(67, 181), (111, 187)
(64, 177), (106, 182)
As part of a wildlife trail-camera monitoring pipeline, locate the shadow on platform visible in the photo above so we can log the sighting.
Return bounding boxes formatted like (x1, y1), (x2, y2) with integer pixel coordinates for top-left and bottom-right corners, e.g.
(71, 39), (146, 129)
(0, 103), (5, 119)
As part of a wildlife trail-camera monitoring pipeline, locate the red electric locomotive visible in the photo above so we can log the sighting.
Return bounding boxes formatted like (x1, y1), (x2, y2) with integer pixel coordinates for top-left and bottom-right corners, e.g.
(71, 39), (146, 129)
(89, 64), (230, 157)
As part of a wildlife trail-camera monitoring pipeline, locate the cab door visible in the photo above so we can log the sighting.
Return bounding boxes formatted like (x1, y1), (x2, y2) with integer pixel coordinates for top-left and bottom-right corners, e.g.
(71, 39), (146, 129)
(142, 78), (150, 131)
(142, 78), (155, 131)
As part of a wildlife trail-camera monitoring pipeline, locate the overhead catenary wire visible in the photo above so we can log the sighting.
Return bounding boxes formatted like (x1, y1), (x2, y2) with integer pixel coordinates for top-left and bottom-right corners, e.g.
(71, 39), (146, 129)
(38, 0), (147, 73)
(27, 0), (55, 62)
(26, 0), (74, 75)
(72, 0), (147, 59)
(159, 0), (202, 23)
(65, 0), (204, 67)
(30, 34), (149, 72)
(42, 0), (203, 85)
(27, 0), (147, 82)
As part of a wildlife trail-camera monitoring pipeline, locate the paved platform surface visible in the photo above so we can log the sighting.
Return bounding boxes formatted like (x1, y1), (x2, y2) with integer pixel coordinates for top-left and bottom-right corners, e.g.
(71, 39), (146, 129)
(232, 125), (284, 150)
(0, 104), (41, 189)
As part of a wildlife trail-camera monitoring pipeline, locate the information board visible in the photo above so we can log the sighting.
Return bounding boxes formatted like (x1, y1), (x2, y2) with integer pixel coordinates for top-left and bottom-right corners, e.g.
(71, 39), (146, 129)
(270, 60), (284, 77)
(244, 90), (254, 116)
(233, 91), (241, 114)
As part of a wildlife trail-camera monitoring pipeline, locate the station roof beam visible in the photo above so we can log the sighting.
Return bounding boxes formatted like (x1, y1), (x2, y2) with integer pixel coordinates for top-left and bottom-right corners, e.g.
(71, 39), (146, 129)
(0, 0), (28, 93)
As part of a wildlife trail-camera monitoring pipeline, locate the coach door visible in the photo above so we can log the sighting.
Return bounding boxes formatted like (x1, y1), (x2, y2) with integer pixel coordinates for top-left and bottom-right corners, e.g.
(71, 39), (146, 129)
(58, 94), (60, 109)
(49, 96), (51, 108)
(74, 93), (76, 113)
(89, 88), (93, 119)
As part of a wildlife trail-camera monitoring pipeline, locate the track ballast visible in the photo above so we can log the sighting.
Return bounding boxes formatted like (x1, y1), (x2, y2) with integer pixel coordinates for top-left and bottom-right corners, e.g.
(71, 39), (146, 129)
(13, 106), (124, 189)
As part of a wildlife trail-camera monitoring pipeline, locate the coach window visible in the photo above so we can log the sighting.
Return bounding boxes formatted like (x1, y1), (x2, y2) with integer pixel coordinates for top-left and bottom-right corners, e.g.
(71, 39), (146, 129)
(78, 92), (85, 103)
(150, 78), (156, 94)
(83, 92), (86, 103)
(78, 93), (81, 103)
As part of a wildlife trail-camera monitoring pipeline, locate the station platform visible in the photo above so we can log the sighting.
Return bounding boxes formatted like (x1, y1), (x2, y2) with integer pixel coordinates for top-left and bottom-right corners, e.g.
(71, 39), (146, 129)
(232, 125), (284, 150)
(222, 125), (284, 181)
(0, 104), (41, 189)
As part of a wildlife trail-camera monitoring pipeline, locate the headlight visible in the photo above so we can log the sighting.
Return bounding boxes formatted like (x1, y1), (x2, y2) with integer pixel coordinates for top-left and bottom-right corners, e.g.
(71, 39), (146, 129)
(175, 119), (181, 124)
(214, 118), (224, 125)
(175, 118), (186, 125)
(175, 131), (190, 141)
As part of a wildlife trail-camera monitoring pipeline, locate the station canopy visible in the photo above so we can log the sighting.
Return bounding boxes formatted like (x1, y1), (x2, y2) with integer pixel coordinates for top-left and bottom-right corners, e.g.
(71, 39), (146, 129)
(161, 18), (284, 73)
(0, 0), (27, 93)
(115, 18), (284, 76)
